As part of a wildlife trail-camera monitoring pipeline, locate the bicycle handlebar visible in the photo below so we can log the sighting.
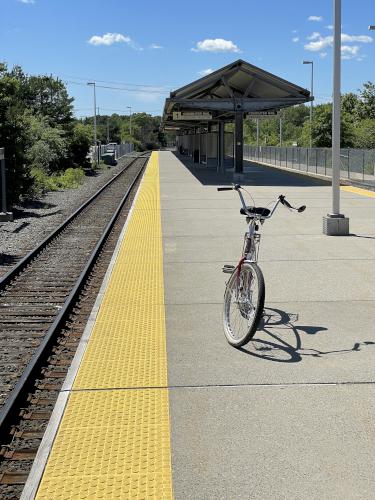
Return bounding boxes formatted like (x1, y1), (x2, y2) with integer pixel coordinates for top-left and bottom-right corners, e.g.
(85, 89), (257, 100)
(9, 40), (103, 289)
(279, 195), (306, 213)
(217, 184), (306, 216)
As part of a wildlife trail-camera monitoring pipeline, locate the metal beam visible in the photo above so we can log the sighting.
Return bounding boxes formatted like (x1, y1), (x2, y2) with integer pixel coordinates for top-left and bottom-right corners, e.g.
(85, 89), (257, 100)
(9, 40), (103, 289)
(241, 66), (308, 97)
(221, 77), (234, 98)
(167, 97), (308, 112)
(244, 79), (257, 98)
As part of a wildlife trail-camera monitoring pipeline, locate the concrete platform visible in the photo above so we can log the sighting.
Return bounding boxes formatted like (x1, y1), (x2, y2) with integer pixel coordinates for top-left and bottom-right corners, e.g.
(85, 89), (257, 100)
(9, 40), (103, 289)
(160, 152), (375, 499)
(26, 151), (375, 499)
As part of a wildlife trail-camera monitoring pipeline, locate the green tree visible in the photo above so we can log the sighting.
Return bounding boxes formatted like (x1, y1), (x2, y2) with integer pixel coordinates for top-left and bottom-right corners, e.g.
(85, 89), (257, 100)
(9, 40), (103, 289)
(342, 92), (360, 118)
(0, 63), (31, 202)
(357, 82), (375, 119)
(301, 103), (355, 148)
(25, 113), (67, 172)
(67, 122), (92, 168)
(353, 119), (375, 149)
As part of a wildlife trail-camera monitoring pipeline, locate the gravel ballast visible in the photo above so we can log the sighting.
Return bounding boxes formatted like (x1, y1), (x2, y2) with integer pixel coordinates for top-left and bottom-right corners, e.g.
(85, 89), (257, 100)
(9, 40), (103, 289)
(0, 155), (136, 278)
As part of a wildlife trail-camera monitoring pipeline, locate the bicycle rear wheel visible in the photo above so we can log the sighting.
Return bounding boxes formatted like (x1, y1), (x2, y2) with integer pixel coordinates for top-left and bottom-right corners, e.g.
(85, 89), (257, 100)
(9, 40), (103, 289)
(223, 262), (265, 347)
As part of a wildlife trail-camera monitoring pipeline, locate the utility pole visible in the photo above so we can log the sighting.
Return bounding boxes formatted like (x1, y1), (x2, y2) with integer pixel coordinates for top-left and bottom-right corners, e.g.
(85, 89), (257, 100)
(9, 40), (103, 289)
(107, 117), (110, 143)
(87, 82), (97, 163)
(303, 60), (314, 148)
(279, 112), (282, 147)
(0, 148), (13, 222)
(127, 106), (132, 136)
(323, 0), (349, 235)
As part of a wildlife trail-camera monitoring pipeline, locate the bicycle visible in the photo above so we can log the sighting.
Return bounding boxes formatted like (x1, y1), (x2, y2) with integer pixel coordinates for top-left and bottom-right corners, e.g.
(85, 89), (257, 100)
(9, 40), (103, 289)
(217, 184), (306, 347)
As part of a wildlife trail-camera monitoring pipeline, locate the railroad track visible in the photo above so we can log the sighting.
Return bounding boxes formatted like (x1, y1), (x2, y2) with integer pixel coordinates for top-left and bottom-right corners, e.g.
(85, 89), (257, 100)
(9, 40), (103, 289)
(0, 152), (149, 498)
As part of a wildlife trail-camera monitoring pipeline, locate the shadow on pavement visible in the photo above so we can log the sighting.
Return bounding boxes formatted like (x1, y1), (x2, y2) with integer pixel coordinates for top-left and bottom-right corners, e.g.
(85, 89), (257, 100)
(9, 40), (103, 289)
(349, 233), (375, 240)
(173, 152), (329, 188)
(237, 307), (375, 363)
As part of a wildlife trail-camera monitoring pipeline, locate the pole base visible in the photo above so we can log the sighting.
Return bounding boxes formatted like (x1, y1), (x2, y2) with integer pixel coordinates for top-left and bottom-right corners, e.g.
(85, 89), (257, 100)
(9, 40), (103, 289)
(323, 214), (349, 236)
(0, 212), (13, 222)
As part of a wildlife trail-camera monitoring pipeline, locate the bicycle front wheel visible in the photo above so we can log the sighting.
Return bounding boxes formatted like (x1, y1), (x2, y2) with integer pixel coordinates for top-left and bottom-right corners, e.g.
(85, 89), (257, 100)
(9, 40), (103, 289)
(223, 262), (265, 347)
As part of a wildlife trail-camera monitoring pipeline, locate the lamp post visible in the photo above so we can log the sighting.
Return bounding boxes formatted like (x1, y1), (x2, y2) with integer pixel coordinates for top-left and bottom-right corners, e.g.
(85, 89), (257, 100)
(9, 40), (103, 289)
(87, 82), (97, 163)
(126, 106), (132, 136)
(323, 0), (349, 235)
(303, 60), (314, 149)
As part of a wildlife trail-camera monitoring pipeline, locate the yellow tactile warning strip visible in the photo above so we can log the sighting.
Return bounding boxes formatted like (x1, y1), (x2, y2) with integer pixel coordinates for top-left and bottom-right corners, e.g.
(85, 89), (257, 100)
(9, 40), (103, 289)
(341, 185), (375, 198)
(36, 152), (173, 499)
(73, 152), (167, 390)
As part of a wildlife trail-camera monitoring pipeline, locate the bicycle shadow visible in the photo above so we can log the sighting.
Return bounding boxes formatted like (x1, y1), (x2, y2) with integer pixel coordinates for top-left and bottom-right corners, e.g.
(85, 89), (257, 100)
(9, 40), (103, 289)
(237, 307), (375, 363)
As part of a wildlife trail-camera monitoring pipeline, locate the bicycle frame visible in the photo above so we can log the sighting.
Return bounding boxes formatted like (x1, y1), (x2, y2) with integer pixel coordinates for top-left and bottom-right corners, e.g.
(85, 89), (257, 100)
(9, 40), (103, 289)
(238, 193), (281, 265)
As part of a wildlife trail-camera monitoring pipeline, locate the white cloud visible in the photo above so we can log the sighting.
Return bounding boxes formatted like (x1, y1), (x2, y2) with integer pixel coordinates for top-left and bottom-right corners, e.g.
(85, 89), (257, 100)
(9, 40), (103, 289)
(150, 43), (163, 49)
(307, 32), (321, 41)
(304, 36), (332, 52)
(341, 34), (372, 43)
(308, 16), (323, 22)
(292, 29), (298, 34)
(320, 52), (328, 58)
(292, 37), (299, 43)
(191, 38), (241, 53)
(198, 68), (214, 76)
(88, 33), (131, 46)
(326, 25), (333, 30)
(18, 0), (35, 3)
(341, 45), (360, 59)
(304, 32), (373, 59)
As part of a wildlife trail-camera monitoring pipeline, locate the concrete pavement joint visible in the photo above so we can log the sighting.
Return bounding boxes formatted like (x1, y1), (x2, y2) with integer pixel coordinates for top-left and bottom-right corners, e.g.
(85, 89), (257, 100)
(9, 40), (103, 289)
(61, 380), (375, 393)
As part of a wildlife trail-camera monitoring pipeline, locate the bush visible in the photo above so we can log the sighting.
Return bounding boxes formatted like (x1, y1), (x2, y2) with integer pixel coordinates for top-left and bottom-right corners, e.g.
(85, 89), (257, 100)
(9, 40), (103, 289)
(57, 167), (85, 188)
(68, 122), (92, 168)
(30, 166), (85, 195)
(25, 113), (68, 172)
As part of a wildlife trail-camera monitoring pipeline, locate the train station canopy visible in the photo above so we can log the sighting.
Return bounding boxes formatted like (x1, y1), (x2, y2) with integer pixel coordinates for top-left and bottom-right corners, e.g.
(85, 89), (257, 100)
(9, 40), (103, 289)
(163, 59), (311, 130)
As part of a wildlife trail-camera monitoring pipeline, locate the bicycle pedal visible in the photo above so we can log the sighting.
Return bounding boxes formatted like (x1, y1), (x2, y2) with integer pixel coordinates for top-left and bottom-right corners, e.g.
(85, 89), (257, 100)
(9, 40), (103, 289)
(222, 264), (235, 274)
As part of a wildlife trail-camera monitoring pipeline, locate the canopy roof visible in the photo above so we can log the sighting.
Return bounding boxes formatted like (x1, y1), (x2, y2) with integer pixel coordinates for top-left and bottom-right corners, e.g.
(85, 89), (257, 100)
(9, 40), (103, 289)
(163, 59), (311, 130)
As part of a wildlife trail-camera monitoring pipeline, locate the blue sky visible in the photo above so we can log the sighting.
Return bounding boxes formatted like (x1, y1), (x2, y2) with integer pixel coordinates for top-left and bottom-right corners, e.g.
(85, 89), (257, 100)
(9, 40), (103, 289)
(2, 0), (375, 117)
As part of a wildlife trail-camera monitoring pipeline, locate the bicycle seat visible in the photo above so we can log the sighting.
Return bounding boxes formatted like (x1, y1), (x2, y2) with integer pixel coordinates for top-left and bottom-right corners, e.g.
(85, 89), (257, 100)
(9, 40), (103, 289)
(240, 206), (271, 217)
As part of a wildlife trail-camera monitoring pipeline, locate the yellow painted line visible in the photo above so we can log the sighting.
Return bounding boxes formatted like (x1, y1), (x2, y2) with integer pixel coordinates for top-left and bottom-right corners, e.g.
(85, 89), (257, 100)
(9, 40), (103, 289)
(36, 152), (173, 499)
(341, 185), (375, 198)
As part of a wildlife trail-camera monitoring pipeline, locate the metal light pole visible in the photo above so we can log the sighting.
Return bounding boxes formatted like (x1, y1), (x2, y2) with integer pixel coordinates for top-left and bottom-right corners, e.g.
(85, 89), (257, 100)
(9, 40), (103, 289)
(303, 60), (314, 148)
(279, 112), (282, 147)
(87, 82), (97, 163)
(107, 117), (110, 143)
(323, 0), (349, 235)
(127, 106), (132, 136)
(0, 148), (13, 222)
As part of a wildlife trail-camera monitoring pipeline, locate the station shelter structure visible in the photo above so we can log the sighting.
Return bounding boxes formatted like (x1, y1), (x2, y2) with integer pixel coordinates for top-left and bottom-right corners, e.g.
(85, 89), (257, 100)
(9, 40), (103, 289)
(163, 59), (312, 176)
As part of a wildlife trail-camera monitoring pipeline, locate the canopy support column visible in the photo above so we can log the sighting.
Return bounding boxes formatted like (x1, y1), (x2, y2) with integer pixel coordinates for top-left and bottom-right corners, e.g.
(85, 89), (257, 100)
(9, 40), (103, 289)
(234, 110), (244, 178)
(218, 122), (225, 173)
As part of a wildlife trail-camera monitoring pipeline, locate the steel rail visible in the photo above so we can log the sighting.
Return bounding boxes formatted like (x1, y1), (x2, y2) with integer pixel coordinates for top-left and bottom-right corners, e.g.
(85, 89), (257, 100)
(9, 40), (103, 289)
(0, 153), (148, 291)
(0, 155), (148, 444)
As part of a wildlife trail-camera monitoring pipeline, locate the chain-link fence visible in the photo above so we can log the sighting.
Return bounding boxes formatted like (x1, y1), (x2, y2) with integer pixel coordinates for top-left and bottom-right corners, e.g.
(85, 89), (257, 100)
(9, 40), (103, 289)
(91, 143), (134, 163)
(244, 145), (375, 182)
